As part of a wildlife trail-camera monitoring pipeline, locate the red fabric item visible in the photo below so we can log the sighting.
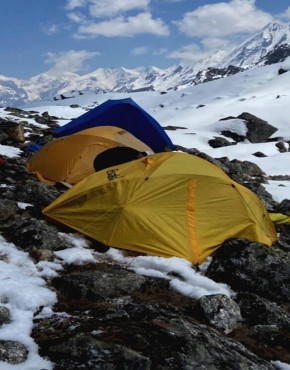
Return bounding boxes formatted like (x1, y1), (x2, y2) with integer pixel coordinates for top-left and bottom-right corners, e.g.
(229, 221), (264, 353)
(0, 159), (6, 166)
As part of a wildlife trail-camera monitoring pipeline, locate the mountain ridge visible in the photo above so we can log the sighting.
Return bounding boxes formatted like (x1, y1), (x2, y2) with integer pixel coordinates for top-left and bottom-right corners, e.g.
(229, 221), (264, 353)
(1, 22), (290, 107)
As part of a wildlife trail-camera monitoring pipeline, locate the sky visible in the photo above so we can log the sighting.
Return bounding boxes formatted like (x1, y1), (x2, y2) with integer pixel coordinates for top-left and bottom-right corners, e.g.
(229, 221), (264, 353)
(1, 56), (290, 369)
(1, 0), (290, 79)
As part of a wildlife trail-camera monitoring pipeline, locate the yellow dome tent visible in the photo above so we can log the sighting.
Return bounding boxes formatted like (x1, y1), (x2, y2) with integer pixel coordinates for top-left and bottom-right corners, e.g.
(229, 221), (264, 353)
(27, 126), (153, 185)
(43, 152), (277, 265)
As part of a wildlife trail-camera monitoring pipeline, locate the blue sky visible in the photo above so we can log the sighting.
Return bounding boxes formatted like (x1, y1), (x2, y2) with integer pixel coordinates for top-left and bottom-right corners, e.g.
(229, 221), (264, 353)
(1, 0), (290, 79)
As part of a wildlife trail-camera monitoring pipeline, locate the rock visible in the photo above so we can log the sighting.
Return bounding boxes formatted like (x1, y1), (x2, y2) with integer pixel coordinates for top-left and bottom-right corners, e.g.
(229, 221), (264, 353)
(0, 340), (28, 364)
(12, 180), (61, 208)
(229, 292), (290, 364)
(0, 307), (11, 325)
(52, 266), (147, 301)
(274, 199), (290, 213)
(278, 67), (288, 75)
(252, 151), (267, 157)
(163, 125), (187, 131)
(197, 294), (242, 333)
(238, 293), (290, 329)
(45, 333), (151, 370)
(237, 112), (278, 143)
(208, 137), (236, 148)
(219, 113), (278, 143)
(0, 199), (19, 224)
(206, 239), (290, 303)
(276, 141), (288, 153)
(34, 302), (275, 370)
(4, 218), (71, 251)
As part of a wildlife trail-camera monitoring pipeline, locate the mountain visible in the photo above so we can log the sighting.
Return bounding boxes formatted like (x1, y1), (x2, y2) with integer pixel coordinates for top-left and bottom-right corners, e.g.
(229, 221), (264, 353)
(221, 22), (290, 68)
(1, 22), (290, 107)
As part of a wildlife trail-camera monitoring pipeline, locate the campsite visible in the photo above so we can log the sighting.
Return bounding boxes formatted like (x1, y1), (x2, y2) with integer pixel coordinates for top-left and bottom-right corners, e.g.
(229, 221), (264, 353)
(1, 60), (290, 369)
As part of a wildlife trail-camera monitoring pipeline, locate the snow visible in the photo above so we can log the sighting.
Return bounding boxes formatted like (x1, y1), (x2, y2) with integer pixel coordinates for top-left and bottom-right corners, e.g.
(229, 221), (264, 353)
(0, 236), (56, 370)
(0, 60), (290, 368)
(272, 361), (290, 370)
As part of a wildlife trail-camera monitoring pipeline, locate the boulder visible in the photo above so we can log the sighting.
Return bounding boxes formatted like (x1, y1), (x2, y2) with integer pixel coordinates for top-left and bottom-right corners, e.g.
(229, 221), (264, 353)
(197, 294), (242, 333)
(206, 239), (290, 303)
(237, 112), (278, 143)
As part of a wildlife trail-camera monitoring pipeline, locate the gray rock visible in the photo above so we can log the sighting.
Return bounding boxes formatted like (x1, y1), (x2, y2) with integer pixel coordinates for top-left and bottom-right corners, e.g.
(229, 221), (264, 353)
(5, 218), (71, 251)
(237, 112), (278, 143)
(10, 180), (60, 208)
(52, 266), (147, 300)
(0, 306), (11, 325)
(197, 294), (242, 333)
(34, 302), (275, 370)
(208, 137), (236, 148)
(274, 199), (290, 213)
(47, 333), (151, 370)
(0, 199), (18, 224)
(275, 141), (288, 153)
(238, 293), (290, 328)
(218, 113), (278, 143)
(206, 239), (290, 302)
(252, 151), (267, 157)
(0, 340), (28, 364)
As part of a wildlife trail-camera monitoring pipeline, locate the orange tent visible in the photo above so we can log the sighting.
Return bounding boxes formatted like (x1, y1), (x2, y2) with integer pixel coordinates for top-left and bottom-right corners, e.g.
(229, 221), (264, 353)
(27, 126), (153, 185)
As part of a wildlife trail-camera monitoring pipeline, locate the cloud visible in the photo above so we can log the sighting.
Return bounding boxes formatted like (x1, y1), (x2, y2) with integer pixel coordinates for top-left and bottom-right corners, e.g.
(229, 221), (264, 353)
(41, 24), (60, 35)
(43, 50), (99, 76)
(65, 0), (87, 10)
(167, 44), (213, 63)
(89, 0), (150, 18)
(65, 0), (150, 18)
(201, 37), (235, 51)
(176, 0), (273, 37)
(153, 48), (168, 56)
(67, 11), (88, 24)
(131, 46), (149, 56)
(158, 0), (185, 2)
(279, 6), (290, 21)
(76, 12), (170, 37)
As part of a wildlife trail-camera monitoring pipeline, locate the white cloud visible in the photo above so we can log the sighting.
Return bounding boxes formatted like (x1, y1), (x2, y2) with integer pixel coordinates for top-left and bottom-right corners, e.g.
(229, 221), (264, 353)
(167, 37), (236, 64)
(153, 47), (168, 56)
(131, 46), (149, 55)
(67, 11), (88, 24)
(41, 24), (60, 35)
(201, 37), (235, 51)
(167, 44), (213, 63)
(76, 12), (170, 37)
(89, 0), (150, 18)
(279, 6), (290, 21)
(65, 0), (150, 17)
(44, 50), (99, 76)
(65, 0), (87, 10)
(177, 0), (273, 37)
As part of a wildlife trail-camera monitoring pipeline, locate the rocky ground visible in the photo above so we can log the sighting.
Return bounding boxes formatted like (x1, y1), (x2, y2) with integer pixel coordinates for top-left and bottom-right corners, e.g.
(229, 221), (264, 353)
(0, 108), (290, 369)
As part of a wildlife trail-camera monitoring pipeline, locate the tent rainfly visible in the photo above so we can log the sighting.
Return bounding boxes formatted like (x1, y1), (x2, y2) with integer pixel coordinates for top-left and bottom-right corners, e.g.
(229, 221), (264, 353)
(43, 152), (277, 265)
(53, 98), (175, 153)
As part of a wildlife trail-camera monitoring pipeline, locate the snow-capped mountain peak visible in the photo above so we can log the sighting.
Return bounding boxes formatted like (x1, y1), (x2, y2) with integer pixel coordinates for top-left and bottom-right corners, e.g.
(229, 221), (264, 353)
(220, 22), (290, 68)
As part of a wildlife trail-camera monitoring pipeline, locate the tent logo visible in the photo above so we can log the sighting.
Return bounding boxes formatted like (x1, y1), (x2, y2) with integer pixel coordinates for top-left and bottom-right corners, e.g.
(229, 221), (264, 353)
(106, 169), (120, 181)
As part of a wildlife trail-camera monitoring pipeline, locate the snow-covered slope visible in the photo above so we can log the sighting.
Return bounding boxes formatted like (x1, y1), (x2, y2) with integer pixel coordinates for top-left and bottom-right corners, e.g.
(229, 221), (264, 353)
(19, 58), (290, 185)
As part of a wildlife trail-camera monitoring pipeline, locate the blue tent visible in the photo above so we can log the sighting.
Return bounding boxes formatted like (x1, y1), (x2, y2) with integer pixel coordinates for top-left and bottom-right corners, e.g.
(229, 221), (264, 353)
(54, 98), (175, 153)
